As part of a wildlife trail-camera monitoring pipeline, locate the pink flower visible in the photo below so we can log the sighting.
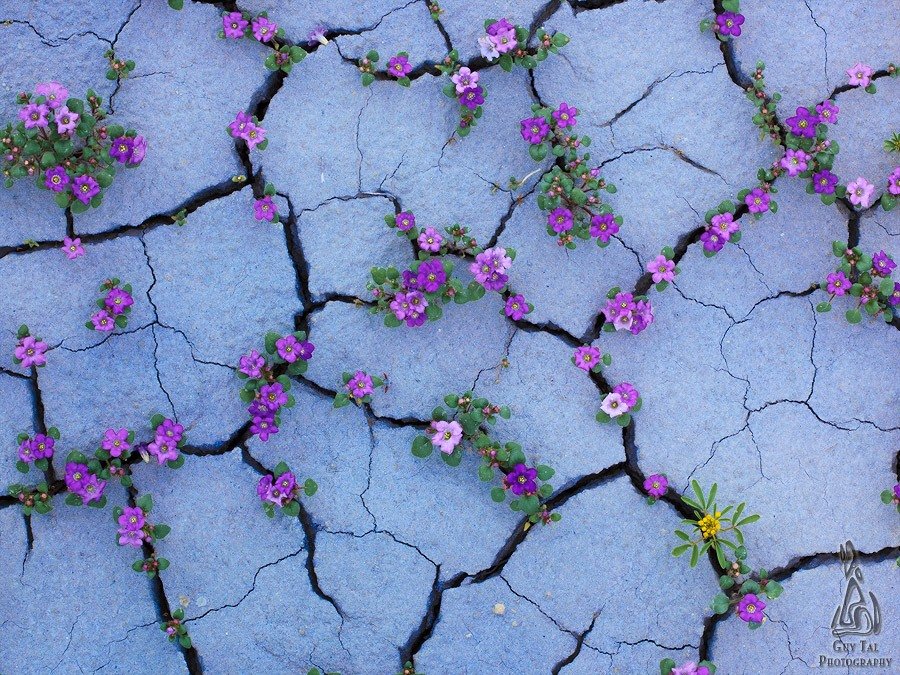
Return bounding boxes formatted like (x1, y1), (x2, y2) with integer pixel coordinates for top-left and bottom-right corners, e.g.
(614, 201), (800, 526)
(846, 62), (873, 88)
(15, 336), (48, 368)
(846, 176), (875, 208)
(431, 420), (463, 454)
(61, 237), (85, 260)
(450, 67), (479, 94)
(646, 255), (675, 283)
(600, 392), (626, 417)
(91, 310), (115, 332)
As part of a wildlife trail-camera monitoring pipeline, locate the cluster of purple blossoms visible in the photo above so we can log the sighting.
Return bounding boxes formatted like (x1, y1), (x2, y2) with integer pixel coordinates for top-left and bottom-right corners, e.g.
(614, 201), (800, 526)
(478, 18), (517, 61)
(820, 243), (898, 323)
(885, 166), (900, 206)
(503, 463), (538, 496)
(65, 461), (106, 504)
(17, 432), (55, 466)
(390, 289), (430, 327)
(148, 418), (183, 465)
(643, 473), (669, 502)
(116, 506), (147, 548)
(701, 211), (741, 254)
(13, 326), (48, 369)
(108, 135), (148, 167)
(431, 420), (463, 454)
(600, 291), (654, 335)
(221, 10), (308, 73)
(87, 279), (134, 333)
(469, 246), (513, 291)
(599, 382), (640, 421)
(257, 470), (298, 507)
(436, 51), (491, 136)
(665, 661), (712, 675)
(228, 111), (267, 150)
(334, 370), (385, 407)
(737, 593), (766, 624)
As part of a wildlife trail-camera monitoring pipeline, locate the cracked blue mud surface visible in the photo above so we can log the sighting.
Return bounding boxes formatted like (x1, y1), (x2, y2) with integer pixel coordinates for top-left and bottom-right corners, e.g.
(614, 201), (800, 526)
(1, 0), (898, 674)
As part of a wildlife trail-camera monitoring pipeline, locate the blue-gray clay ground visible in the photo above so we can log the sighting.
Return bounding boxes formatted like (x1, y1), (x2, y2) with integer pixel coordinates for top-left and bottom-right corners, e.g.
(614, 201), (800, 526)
(0, 1), (898, 674)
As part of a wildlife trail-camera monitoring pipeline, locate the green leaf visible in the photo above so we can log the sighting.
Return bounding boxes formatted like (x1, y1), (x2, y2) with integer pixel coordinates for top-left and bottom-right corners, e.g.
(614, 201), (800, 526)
(478, 464), (494, 482)
(764, 580), (783, 599)
(691, 480), (706, 510)
(660, 658), (677, 675)
(711, 592), (731, 614)
(689, 545), (700, 567)
(846, 308), (863, 324)
(154, 523), (171, 539)
(879, 277), (895, 296)
(384, 314), (402, 328)
(671, 544), (691, 557)
(490, 487), (506, 503)
(519, 495), (539, 515)
(179, 635), (192, 649)
(273, 461), (290, 476)
(440, 449), (462, 467)
(615, 413), (631, 427)
(498, 53), (513, 72)
(136, 493), (153, 513)
(528, 143), (548, 162)
(263, 331), (280, 354)
(719, 575), (735, 590)
(15, 460), (30, 474)
(304, 478), (318, 497)
(132, 560), (145, 572)
(150, 413), (166, 429)
(816, 301), (832, 313)
(536, 465), (554, 481)
(411, 435), (433, 458)
(168, 0), (184, 8)
(737, 514), (760, 526)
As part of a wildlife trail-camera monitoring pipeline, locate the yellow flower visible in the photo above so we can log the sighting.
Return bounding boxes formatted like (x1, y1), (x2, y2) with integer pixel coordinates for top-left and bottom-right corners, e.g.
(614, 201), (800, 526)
(698, 512), (721, 539)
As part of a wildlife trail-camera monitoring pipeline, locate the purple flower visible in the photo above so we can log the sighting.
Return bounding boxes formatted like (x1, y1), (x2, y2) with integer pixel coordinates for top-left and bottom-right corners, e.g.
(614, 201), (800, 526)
(737, 593), (766, 623)
(252, 16), (277, 42)
(779, 149), (810, 177)
(30, 434), (53, 459)
(400, 270), (420, 291)
(417, 227), (443, 252)
(254, 196), (277, 221)
(478, 35), (500, 61)
(647, 255), (675, 283)
(710, 212), (739, 239)
(61, 236), (84, 260)
(105, 288), (134, 315)
(118, 529), (144, 547)
(813, 169), (838, 195)
(229, 111), (253, 139)
(815, 99), (839, 124)
(387, 54), (412, 78)
(405, 308), (427, 327)
(573, 345), (601, 372)
(274, 471), (296, 497)
(458, 85), (484, 110)
(611, 292), (637, 318)
(547, 207), (573, 233)
(250, 414), (278, 441)
(847, 176), (875, 208)
(504, 464), (537, 496)
(451, 67), (479, 93)
(73, 175), (100, 204)
(18, 439), (36, 463)
(846, 62), (873, 87)
(396, 212), (416, 232)
(118, 506), (145, 532)
(109, 136), (134, 163)
(19, 103), (49, 129)
(223, 11), (249, 39)
(65, 462), (90, 492)
(785, 107), (818, 138)
(613, 382), (639, 408)
(239, 349), (266, 378)
(416, 259), (447, 293)
(260, 382), (288, 410)
(894, 484), (900, 500)
(745, 188), (770, 213)
(35, 82), (68, 109)
(631, 300), (654, 335)
(308, 26), (329, 46)
(276, 335), (303, 363)
(888, 167), (900, 197)
(15, 336), (48, 368)
(128, 136), (147, 165)
(157, 419), (184, 443)
(643, 474), (668, 499)
(91, 310), (115, 332)
(488, 23), (517, 54)
(872, 250), (896, 277)
(470, 247), (512, 291)
(505, 294), (528, 320)
(672, 663), (709, 675)
(102, 428), (130, 457)
(590, 213), (619, 242)
(147, 437), (179, 464)
(552, 102), (577, 128)
(431, 420), (463, 454)
(347, 370), (374, 398)
(257, 475), (273, 501)
(45, 166), (70, 192)
(296, 340), (314, 360)
(600, 392), (626, 417)
(54, 106), (79, 134)
(889, 283), (900, 307)
(520, 116), (550, 144)
(715, 12), (744, 36)
(700, 228), (726, 253)
(80, 474), (106, 504)
(826, 271), (850, 295)
(390, 291), (415, 320)
(486, 18), (515, 36)
(243, 123), (266, 150)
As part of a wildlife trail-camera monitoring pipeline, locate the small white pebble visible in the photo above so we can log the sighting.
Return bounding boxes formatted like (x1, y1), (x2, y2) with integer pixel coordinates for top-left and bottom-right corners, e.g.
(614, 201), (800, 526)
(196, 596), (207, 608)
(511, 620), (519, 627)
(465, 632), (473, 639)
(493, 603), (506, 615)
(178, 595), (190, 607)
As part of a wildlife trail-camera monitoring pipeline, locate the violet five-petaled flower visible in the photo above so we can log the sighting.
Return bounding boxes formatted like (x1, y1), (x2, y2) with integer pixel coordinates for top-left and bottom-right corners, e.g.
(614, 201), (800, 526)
(431, 420), (462, 454)
(643, 474), (668, 499)
(826, 271), (850, 296)
(779, 149), (810, 177)
(573, 345), (600, 372)
(715, 11), (744, 36)
(745, 188), (770, 213)
(505, 463), (537, 496)
(737, 593), (766, 623)
(458, 85), (484, 110)
(252, 16), (277, 43)
(45, 166), (70, 192)
(815, 99), (839, 124)
(548, 206), (573, 233)
(785, 106), (818, 138)
(504, 294), (528, 320)
(813, 169), (838, 195)
(387, 54), (412, 78)
(91, 310), (115, 332)
(260, 382), (288, 410)
(347, 370), (374, 399)
(469, 247), (512, 291)
(35, 82), (68, 109)
(846, 176), (875, 208)
(396, 211), (416, 232)
(223, 11), (249, 38)
(416, 259), (446, 292)
(590, 213), (618, 242)
(73, 175), (100, 204)
(647, 254), (675, 283)
(552, 102), (577, 128)
(61, 236), (85, 259)
(846, 62), (873, 88)
(15, 335), (48, 368)
(254, 196), (277, 221)
(451, 67), (479, 94)
(871, 250), (896, 277)
(105, 288), (134, 315)
(239, 349), (266, 378)
(520, 116), (550, 144)
(102, 428), (131, 457)
(417, 227), (443, 252)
